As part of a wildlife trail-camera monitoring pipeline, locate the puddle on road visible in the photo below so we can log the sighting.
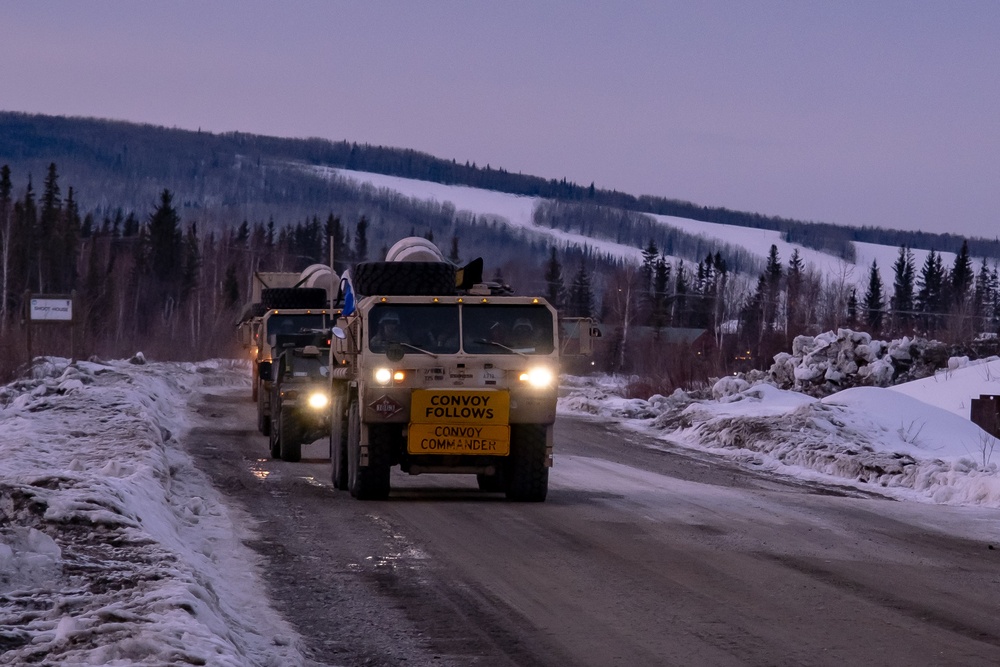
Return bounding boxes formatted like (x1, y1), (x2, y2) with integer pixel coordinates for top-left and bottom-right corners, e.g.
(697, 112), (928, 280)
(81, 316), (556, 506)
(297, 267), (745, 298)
(346, 515), (430, 572)
(248, 458), (271, 480)
(300, 475), (329, 488)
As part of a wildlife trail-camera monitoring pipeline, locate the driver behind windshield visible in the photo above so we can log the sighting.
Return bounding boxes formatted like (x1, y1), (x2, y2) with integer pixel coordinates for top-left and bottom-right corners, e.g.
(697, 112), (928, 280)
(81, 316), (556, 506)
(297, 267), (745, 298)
(370, 312), (410, 351)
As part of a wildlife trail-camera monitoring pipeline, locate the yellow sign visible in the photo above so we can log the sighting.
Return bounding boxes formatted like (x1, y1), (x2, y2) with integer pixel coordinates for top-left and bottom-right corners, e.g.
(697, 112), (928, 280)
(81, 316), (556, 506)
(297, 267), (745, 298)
(408, 423), (510, 455)
(410, 390), (510, 425)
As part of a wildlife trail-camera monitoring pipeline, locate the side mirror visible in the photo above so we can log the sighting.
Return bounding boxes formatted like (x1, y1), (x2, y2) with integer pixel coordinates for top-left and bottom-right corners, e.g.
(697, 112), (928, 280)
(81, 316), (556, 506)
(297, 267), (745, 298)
(331, 326), (347, 340)
(258, 361), (272, 382)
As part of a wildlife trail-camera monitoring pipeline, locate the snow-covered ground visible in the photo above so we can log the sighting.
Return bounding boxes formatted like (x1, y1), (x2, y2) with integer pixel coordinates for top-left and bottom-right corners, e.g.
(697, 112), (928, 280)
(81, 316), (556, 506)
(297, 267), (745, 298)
(3, 348), (999, 663)
(561, 351), (1000, 508)
(0, 356), (311, 666)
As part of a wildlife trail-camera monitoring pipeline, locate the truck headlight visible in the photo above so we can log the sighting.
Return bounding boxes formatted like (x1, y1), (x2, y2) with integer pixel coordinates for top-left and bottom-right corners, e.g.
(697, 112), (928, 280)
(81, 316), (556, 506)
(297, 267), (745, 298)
(307, 392), (330, 409)
(519, 367), (554, 388)
(374, 368), (405, 385)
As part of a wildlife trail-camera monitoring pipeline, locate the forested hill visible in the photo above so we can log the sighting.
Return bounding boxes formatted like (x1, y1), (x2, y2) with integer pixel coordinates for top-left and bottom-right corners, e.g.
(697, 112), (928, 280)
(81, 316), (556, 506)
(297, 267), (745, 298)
(0, 110), (995, 259)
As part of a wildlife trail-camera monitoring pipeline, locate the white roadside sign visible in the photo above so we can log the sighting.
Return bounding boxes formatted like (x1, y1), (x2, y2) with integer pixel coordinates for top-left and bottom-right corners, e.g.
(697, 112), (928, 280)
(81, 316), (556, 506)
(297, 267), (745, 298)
(30, 298), (73, 321)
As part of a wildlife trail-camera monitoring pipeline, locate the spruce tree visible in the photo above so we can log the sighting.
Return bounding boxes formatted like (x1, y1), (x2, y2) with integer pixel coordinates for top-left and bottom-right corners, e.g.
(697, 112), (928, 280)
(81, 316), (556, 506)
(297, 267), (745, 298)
(738, 275), (767, 352)
(148, 189), (182, 283)
(640, 240), (658, 299)
(354, 216), (369, 262)
(38, 163), (62, 292)
(916, 250), (946, 333)
(951, 239), (973, 303)
(652, 257), (670, 329)
(543, 247), (564, 309)
(764, 244), (782, 332)
(863, 260), (884, 332)
(673, 262), (689, 327)
(15, 177), (38, 292)
(891, 246), (915, 332)
(222, 262), (240, 308)
(236, 220), (250, 247)
(787, 249), (804, 335)
(846, 288), (858, 327)
(973, 257), (992, 323)
(56, 187), (81, 292)
(567, 263), (593, 318)
(0, 165), (11, 327)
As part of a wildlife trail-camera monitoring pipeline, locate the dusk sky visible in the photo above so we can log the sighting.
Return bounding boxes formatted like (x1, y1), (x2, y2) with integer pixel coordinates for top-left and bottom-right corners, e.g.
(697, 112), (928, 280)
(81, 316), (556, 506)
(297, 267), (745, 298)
(2, 2), (998, 239)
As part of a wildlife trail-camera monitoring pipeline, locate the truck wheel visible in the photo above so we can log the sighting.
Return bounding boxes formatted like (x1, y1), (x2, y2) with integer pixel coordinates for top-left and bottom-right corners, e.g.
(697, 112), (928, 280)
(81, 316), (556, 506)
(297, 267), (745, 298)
(279, 406), (301, 462)
(330, 397), (348, 489)
(346, 399), (390, 500)
(351, 261), (456, 296)
(257, 384), (271, 436)
(476, 472), (506, 492)
(269, 415), (281, 459)
(505, 424), (548, 502)
(260, 287), (327, 309)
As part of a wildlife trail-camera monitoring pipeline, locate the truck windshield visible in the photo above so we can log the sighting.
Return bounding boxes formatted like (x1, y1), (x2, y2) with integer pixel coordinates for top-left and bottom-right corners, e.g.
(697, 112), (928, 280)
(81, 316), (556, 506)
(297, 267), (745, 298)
(369, 304), (460, 354)
(288, 354), (328, 378)
(462, 304), (555, 355)
(267, 314), (330, 338)
(368, 303), (554, 355)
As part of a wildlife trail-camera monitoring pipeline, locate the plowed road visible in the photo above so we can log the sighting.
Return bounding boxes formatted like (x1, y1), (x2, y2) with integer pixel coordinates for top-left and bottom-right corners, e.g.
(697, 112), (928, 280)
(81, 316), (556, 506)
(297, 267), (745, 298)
(188, 388), (1000, 667)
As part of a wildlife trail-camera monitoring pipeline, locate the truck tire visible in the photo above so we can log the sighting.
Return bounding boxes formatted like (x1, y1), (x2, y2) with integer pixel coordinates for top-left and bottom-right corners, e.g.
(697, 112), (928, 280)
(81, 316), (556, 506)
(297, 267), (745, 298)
(260, 287), (327, 309)
(269, 416), (281, 459)
(330, 396), (348, 489)
(505, 424), (549, 502)
(278, 406), (302, 462)
(257, 383), (271, 436)
(347, 399), (390, 500)
(351, 261), (456, 296)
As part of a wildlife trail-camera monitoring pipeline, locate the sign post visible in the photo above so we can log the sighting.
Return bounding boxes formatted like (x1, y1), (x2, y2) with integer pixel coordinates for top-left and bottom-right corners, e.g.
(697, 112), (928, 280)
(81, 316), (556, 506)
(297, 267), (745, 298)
(23, 291), (77, 369)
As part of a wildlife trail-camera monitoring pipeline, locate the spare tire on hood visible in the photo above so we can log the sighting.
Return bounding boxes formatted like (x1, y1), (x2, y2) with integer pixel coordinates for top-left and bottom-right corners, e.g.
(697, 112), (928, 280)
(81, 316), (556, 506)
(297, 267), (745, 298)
(351, 261), (456, 296)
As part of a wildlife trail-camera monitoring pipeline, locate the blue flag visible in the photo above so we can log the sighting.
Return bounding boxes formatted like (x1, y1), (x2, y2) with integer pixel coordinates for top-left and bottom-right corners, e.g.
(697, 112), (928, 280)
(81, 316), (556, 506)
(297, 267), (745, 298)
(342, 277), (355, 316)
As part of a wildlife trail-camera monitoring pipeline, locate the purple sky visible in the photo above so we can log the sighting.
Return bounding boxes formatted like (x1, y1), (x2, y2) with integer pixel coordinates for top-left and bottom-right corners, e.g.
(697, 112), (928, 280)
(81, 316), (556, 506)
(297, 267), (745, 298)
(2, 1), (999, 239)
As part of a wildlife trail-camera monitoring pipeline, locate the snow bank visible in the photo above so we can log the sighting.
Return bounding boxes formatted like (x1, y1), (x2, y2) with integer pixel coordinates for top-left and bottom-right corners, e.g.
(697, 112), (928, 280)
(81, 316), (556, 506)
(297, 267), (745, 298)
(561, 356), (1000, 507)
(0, 357), (306, 666)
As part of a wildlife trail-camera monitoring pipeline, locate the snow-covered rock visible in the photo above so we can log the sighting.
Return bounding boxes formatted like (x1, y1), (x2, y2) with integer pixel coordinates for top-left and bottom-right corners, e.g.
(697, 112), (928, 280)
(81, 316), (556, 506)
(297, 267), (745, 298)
(766, 329), (948, 396)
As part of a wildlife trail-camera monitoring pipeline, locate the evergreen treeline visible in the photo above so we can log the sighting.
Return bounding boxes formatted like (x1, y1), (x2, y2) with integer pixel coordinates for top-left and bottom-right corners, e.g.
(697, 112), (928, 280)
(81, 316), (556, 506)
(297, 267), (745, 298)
(3, 159), (995, 390)
(3, 112), (996, 261)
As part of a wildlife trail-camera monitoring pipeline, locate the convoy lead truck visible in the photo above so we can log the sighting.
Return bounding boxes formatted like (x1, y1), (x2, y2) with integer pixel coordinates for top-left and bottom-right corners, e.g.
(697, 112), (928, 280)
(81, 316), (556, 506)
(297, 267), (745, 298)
(328, 238), (559, 502)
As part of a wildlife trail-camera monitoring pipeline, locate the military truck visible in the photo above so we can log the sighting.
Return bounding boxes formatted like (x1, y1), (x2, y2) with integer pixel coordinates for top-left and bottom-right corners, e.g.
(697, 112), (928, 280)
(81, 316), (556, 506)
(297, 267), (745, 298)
(327, 238), (559, 502)
(235, 267), (340, 435)
(268, 333), (333, 462)
(253, 308), (335, 435)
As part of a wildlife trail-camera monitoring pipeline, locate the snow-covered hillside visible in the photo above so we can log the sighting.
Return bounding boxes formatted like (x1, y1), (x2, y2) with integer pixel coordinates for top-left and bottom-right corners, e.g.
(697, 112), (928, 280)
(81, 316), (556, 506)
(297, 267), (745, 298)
(315, 167), (956, 289)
